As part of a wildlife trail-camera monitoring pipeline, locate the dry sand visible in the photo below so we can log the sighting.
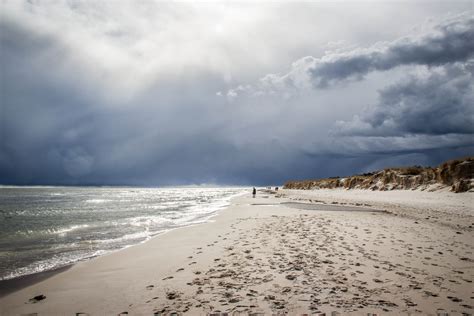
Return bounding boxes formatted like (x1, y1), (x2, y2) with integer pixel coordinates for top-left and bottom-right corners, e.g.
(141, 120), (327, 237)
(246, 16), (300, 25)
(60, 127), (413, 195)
(280, 188), (474, 230)
(0, 190), (473, 315)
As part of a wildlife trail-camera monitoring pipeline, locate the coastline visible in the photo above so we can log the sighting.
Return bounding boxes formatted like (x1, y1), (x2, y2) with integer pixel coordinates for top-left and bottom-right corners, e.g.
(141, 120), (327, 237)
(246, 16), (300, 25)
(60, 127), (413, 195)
(1, 190), (473, 315)
(0, 266), (72, 298)
(0, 188), (244, 285)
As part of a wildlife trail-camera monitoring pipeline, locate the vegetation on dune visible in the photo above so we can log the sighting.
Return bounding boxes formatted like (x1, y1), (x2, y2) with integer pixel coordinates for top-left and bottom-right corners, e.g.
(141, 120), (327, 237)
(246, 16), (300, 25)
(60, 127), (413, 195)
(284, 157), (474, 193)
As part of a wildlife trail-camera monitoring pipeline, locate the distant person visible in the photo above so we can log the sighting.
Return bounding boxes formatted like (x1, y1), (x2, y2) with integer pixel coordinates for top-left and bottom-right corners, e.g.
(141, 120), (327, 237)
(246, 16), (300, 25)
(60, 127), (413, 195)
(275, 187), (279, 191)
(252, 187), (256, 198)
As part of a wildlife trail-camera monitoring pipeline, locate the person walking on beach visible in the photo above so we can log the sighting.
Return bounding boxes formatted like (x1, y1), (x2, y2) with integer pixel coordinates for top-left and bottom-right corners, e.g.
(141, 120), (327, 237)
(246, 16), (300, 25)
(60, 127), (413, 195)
(252, 187), (256, 198)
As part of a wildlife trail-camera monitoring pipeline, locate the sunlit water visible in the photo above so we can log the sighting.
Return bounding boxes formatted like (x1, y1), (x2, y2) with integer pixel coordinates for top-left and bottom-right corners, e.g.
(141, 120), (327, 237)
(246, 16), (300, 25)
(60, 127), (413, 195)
(0, 186), (245, 280)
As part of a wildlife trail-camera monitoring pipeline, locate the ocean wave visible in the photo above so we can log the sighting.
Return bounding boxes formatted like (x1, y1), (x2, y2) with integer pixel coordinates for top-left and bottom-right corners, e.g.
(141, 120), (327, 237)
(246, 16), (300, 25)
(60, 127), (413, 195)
(0, 249), (108, 281)
(10, 224), (92, 237)
(0, 187), (246, 280)
(55, 224), (91, 235)
(128, 216), (174, 227)
(93, 230), (157, 244)
(85, 199), (112, 204)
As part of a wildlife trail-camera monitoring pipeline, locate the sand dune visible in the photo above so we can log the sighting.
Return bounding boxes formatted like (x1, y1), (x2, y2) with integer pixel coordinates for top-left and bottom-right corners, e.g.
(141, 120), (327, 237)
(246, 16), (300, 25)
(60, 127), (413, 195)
(284, 157), (474, 193)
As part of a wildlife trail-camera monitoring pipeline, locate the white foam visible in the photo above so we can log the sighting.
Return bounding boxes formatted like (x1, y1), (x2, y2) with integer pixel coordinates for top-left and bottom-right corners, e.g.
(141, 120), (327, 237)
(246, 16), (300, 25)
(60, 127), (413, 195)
(0, 249), (108, 281)
(94, 231), (153, 244)
(1, 187), (247, 281)
(85, 199), (112, 204)
(55, 224), (91, 235)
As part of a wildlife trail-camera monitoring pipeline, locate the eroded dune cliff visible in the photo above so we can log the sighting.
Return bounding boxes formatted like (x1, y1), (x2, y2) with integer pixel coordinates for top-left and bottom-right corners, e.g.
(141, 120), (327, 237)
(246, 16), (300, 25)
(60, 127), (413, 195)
(284, 157), (474, 193)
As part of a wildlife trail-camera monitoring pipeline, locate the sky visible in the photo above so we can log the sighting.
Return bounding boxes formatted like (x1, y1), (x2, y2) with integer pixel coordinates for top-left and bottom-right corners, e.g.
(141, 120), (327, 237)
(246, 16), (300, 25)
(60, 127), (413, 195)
(1, 0), (473, 186)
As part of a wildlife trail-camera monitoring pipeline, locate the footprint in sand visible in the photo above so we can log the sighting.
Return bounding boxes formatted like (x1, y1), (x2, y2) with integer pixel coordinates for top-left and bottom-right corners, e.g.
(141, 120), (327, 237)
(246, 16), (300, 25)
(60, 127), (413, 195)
(166, 290), (181, 300)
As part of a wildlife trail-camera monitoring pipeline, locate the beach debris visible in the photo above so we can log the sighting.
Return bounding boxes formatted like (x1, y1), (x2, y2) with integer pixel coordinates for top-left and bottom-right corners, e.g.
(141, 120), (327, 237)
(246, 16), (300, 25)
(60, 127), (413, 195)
(29, 294), (46, 303)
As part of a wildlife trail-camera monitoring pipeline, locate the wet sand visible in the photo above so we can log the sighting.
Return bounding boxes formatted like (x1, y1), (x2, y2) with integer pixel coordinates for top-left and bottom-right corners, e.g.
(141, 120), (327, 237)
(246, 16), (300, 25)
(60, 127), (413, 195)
(0, 265), (71, 298)
(0, 191), (473, 315)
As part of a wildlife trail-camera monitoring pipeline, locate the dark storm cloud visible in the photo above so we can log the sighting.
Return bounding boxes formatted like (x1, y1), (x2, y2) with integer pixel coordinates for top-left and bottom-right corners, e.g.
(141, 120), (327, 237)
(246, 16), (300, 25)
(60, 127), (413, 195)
(0, 16), (322, 186)
(335, 63), (474, 136)
(1, 20), (96, 182)
(1, 4), (473, 186)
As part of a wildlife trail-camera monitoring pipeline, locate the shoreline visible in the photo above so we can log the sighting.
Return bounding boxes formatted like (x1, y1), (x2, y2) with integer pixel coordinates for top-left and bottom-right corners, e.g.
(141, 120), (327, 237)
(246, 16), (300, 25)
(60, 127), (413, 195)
(0, 190), (245, 291)
(1, 190), (473, 315)
(0, 265), (72, 299)
(0, 193), (243, 297)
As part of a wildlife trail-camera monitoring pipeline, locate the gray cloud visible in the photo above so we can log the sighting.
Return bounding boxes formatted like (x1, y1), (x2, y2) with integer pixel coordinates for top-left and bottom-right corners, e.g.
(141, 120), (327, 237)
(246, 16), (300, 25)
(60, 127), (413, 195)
(334, 62), (474, 137)
(227, 14), (474, 97)
(309, 14), (474, 87)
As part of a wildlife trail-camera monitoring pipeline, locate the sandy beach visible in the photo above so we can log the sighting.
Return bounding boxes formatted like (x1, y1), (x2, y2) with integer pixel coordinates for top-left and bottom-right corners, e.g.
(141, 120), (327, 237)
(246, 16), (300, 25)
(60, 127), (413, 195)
(1, 189), (473, 315)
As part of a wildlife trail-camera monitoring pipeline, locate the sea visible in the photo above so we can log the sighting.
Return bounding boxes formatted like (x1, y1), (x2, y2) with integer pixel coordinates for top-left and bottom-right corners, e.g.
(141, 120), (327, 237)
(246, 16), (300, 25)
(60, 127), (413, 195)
(0, 186), (245, 281)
